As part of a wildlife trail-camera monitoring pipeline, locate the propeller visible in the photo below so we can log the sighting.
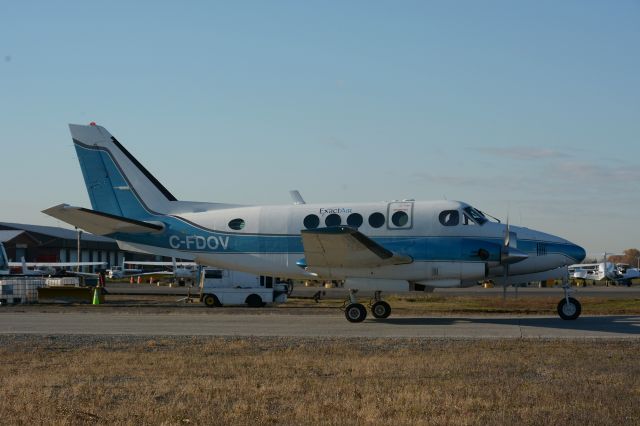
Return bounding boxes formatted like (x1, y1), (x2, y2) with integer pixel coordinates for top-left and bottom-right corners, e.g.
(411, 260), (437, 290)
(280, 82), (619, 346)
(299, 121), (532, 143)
(499, 216), (528, 300)
(502, 218), (510, 300)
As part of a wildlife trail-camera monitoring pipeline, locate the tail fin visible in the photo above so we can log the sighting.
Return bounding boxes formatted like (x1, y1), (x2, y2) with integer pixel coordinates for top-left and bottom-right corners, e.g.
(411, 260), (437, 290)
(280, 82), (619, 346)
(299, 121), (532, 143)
(70, 123), (177, 219)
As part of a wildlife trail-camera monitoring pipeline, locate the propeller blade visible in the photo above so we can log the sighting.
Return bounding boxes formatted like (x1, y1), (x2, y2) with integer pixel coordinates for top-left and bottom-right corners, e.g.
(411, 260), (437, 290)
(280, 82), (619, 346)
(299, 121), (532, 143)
(503, 264), (509, 300)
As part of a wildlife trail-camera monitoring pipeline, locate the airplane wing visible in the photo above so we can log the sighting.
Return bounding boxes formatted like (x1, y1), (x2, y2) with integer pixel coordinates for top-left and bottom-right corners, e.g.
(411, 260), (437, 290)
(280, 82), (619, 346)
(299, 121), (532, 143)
(121, 271), (173, 277)
(42, 204), (164, 236)
(300, 226), (412, 269)
(13, 262), (107, 268)
(67, 270), (100, 278)
(123, 261), (197, 267)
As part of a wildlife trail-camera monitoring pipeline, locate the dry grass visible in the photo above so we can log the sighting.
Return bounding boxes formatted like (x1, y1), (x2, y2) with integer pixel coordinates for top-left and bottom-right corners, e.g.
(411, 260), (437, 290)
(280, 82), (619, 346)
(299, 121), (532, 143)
(283, 294), (640, 316)
(1, 336), (639, 425)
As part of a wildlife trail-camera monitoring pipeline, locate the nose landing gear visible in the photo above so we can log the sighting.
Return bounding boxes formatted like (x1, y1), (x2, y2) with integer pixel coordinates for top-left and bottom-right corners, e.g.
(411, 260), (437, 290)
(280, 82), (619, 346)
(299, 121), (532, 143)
(557, 279), (581, 320)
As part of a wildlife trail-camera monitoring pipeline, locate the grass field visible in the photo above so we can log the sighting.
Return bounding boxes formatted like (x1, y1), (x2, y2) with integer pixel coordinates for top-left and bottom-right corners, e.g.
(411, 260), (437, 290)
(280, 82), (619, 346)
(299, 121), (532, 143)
(283, 294), (640, 316)
(1, 336), (639, 425)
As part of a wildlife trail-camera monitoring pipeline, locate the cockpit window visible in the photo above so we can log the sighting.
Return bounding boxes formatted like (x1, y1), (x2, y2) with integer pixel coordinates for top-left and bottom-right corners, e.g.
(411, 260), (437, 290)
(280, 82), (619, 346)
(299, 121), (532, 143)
(463, 207), (488, 225)
(439, 210), (459, 226)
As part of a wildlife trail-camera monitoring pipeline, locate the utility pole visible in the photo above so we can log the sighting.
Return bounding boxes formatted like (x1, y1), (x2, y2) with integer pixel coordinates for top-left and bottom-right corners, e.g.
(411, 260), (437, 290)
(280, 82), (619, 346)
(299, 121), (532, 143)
(76, 227), (83, 272)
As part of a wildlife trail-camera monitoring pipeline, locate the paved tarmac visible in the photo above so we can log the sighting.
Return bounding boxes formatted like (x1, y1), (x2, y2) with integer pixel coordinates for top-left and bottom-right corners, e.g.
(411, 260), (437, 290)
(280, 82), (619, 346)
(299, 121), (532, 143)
(107, 282), (640, 299)
(2, 311), (639, 338)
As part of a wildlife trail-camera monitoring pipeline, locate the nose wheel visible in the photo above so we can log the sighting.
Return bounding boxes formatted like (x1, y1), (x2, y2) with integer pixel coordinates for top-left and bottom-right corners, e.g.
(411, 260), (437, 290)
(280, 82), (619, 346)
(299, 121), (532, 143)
(557, 280), (581, 320)
(557, 297), (581, 320)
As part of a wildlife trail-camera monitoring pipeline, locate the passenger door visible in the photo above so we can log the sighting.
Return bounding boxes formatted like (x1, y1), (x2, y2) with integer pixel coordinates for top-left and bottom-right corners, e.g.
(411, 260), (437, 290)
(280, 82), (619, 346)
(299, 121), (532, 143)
(387, 201), (414, 230)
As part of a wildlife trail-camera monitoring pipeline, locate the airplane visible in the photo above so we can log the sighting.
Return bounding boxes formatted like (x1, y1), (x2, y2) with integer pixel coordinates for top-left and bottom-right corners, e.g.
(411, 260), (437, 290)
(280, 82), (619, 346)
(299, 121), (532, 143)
(8, 257), (106, 276)
(569, 253), (640, 286)
(105, 262), (154, 279)
(568, 262), (618, 283)
(124, 258), (199, 284)
(615, 264), (640, 286)
(43, 123), (587, 322)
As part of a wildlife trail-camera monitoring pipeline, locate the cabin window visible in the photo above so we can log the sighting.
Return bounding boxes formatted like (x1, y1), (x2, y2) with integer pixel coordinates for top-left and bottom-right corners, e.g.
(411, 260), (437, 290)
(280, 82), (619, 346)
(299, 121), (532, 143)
(205, 269), (223, 279)
(439, 210), (459, 226)
(347, 213), (363, 228)
(325, 214), (341, 227)
(303, 214), (320, 229)
(391, 211), (409, 227)
(228, 218), (245, 230)
(368, 212), (386, 228)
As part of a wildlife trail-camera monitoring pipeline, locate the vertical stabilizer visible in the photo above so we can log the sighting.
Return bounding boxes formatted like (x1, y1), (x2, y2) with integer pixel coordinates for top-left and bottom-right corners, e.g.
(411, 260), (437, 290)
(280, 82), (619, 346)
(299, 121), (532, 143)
(70, 123), (176, 219)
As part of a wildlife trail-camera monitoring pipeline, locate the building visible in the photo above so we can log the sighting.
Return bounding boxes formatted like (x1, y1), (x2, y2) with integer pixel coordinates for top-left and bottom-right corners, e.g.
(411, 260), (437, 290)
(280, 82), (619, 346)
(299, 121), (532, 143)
(0, 222), (163, 268)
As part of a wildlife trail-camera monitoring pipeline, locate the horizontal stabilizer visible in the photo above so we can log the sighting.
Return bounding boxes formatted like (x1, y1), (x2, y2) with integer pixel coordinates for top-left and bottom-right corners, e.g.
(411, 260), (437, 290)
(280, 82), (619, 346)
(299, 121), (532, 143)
(301, 226), (412, 269)
(42, 204), (163, 236)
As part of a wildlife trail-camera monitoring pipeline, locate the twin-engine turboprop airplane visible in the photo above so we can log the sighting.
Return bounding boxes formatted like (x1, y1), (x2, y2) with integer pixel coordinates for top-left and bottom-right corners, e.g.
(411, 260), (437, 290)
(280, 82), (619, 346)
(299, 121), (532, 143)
(43, 123), (586, 322)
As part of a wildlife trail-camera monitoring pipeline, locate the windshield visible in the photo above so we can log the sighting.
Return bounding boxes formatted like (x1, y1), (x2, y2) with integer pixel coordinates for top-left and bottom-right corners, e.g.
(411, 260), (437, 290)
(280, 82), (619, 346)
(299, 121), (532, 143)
(463, 206), (488, 225)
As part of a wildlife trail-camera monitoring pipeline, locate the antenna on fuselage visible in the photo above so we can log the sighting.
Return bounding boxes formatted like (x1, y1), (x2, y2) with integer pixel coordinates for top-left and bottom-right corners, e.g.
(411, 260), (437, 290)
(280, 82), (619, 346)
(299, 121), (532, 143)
(289, 190), (306, 205)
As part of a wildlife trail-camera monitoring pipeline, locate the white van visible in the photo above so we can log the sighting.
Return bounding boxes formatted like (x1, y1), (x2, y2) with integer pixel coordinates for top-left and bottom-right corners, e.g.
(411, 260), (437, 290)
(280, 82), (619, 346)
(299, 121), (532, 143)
(199, 268), (289, 307)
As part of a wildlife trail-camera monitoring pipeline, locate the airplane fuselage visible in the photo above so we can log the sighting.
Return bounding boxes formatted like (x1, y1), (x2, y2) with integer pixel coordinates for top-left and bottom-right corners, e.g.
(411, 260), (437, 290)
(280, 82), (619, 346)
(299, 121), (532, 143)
(111, 199), (584, 287)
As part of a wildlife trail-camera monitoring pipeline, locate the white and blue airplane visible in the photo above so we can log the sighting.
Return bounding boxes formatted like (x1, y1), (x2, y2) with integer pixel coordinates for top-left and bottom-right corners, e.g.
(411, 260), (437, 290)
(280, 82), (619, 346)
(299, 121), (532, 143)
(43, 123), (586, 322)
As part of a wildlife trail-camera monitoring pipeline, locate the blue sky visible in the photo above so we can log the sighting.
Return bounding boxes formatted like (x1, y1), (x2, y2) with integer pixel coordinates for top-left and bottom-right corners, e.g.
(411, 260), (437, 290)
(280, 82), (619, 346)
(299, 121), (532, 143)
(1, 1), (638, 256)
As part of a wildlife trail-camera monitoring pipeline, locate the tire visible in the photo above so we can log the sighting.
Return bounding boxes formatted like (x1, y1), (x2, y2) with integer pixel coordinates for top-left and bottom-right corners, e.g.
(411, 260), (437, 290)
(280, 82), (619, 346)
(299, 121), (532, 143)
(371, 301), (391, 319)
(557, 297), (581, 320)
(344, 303), (367, 323)
(246, 294), (263, 308)
(203, 294), (221, 308)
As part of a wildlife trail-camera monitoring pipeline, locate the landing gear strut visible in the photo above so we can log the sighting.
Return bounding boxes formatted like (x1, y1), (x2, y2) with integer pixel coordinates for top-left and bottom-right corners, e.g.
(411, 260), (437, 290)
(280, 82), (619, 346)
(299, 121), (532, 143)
(557, 278), (581, 320)
(342, 290), (392, 322)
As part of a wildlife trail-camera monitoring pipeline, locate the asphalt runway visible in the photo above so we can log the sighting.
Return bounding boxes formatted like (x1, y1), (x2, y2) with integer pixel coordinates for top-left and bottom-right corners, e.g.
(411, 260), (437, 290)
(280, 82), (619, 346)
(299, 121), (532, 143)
(107, 282), (640, 299)
(2, 311), (639, 338)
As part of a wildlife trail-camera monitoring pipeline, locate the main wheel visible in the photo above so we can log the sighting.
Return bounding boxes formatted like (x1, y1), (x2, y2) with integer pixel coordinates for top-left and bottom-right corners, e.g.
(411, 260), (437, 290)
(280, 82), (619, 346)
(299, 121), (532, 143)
(557, 297), (581, 320)
(203, 294), (221, 307)
(345, 303), (367, 323)
(246, 294), (264, 308)
(371, 301), (391, 319)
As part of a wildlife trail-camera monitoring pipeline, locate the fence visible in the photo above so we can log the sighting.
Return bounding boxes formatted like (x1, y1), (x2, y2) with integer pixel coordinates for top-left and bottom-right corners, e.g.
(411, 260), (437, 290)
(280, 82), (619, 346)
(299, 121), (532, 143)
(0, 278), (47, 305)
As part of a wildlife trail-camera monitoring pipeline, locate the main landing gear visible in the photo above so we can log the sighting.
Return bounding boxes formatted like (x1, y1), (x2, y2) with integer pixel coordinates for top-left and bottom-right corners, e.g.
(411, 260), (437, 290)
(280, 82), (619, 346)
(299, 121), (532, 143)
(343, 290), (391, 323)
(557, 279), (581, 320)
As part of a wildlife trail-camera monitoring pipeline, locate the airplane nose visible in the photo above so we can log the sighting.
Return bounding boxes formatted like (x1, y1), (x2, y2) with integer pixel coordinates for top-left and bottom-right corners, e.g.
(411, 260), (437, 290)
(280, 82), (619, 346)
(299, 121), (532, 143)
(566, 242), (586, 264)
